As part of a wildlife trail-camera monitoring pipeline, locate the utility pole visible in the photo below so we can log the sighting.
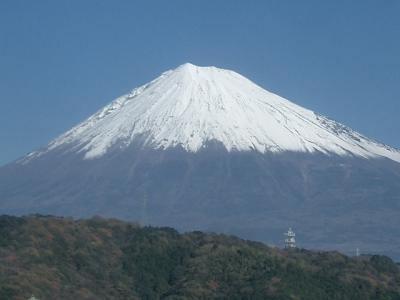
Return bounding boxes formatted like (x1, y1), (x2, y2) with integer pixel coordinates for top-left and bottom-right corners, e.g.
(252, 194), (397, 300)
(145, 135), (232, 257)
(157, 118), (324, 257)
(141, 191), (148, 225)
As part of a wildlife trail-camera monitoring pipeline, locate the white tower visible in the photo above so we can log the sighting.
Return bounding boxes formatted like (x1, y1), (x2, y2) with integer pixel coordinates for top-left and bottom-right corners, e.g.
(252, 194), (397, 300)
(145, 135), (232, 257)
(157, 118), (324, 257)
(284, 227), (296, 249)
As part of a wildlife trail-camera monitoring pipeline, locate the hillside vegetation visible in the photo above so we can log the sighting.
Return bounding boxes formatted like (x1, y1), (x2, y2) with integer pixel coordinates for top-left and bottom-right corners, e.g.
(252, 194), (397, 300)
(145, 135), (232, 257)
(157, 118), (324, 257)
(0, 215), (399, 300)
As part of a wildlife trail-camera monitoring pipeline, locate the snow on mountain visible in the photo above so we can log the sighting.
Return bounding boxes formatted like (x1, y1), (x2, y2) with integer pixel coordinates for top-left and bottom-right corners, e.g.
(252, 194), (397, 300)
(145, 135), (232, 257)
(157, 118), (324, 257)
(22, 63), (400, 163)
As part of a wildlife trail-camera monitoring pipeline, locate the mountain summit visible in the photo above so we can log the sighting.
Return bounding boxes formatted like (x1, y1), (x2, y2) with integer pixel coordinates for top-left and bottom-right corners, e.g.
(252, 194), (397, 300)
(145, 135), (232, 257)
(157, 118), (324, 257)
(1, 63), (400, 259)
(24, 63), (400, 162)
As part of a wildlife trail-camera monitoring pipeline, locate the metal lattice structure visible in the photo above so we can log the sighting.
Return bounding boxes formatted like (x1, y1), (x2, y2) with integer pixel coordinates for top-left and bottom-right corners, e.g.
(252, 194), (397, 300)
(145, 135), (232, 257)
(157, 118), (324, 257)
(284, 227), (296, 249)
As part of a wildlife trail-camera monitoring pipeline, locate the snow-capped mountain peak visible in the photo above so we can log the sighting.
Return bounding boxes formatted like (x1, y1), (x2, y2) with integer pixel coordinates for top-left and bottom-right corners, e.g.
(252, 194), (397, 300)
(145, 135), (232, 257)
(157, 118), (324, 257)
(24, 63), (400, 163)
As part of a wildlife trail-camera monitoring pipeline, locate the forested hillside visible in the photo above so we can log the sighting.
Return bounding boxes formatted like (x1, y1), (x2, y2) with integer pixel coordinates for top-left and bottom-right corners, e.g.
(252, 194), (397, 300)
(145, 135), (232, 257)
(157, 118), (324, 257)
(0, 215), (399, 300)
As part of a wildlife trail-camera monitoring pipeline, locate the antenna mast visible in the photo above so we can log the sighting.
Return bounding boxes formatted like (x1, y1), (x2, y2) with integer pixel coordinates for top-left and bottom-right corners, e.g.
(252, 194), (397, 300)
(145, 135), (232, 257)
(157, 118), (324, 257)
(284, 227), (296, 249)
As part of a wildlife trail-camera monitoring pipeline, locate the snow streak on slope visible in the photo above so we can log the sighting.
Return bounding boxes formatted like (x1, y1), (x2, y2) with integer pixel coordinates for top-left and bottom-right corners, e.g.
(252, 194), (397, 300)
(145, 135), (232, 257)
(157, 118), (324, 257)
(23, 63), (400, 163)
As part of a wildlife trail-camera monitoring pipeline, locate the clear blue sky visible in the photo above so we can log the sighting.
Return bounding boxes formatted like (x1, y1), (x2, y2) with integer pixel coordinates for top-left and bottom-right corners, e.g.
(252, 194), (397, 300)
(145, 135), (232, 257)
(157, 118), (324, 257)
(1, 0), (399, 166)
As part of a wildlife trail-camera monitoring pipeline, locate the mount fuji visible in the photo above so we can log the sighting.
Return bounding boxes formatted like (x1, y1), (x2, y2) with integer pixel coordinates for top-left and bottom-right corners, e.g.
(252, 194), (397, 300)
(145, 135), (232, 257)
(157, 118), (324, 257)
(1, 63), (400, 258)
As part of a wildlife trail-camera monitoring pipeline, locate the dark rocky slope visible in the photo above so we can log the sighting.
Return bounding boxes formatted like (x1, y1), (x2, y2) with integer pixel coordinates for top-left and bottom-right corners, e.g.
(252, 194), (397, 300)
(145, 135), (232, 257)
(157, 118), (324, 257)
(1, 144), (400, 258)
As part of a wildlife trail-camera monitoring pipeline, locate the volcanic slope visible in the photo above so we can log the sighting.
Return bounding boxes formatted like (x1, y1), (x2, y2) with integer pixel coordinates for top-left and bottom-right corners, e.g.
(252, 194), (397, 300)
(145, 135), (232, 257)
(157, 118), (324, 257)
(1, 63), (400, 259)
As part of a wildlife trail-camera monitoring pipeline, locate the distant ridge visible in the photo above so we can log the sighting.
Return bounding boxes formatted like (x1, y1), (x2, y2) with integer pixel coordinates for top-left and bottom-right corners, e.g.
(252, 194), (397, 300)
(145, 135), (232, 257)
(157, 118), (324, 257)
(0, 215), (399, 299)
